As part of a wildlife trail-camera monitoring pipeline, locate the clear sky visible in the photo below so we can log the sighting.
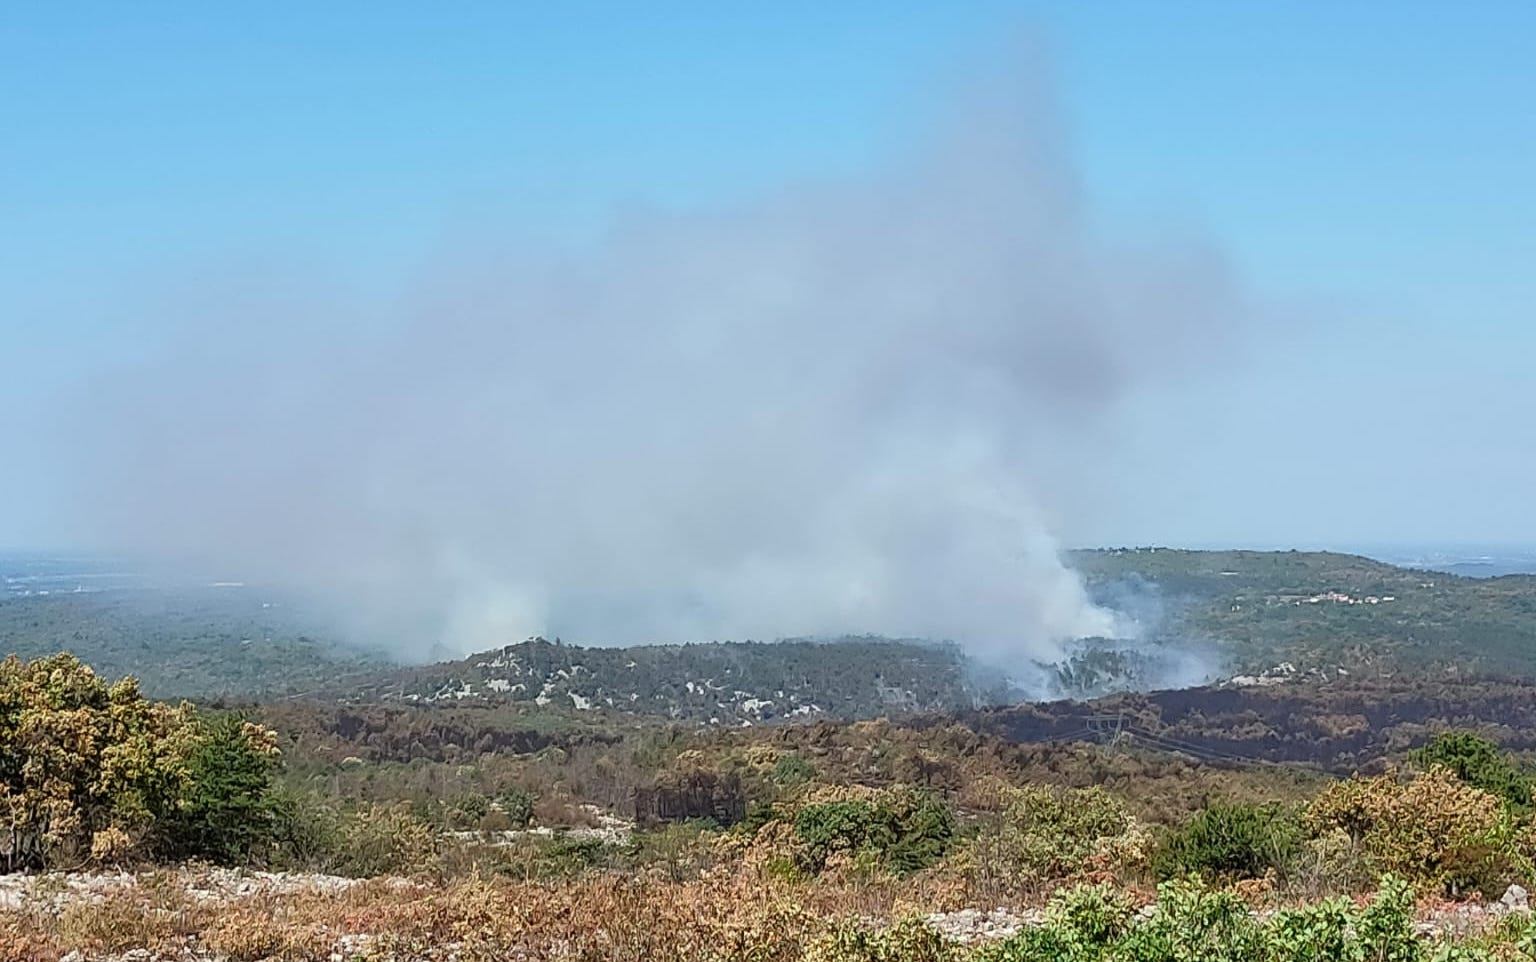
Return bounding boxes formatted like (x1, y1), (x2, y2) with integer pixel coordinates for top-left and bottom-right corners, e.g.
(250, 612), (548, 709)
(4, 1), (1534, 551)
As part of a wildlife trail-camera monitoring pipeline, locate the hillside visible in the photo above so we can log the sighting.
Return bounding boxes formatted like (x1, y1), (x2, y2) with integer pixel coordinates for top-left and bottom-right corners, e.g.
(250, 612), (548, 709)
(0, 587), (388, 699)
(328, 551), (1536, 715)
(8, 549), (1536, 708)
(1076, 547), (1536, 677)
(333, 635), (1022, 724)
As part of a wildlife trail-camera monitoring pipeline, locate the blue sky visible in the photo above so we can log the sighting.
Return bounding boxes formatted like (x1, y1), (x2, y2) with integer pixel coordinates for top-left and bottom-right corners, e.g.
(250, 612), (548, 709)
(4, 1), (1534, 550)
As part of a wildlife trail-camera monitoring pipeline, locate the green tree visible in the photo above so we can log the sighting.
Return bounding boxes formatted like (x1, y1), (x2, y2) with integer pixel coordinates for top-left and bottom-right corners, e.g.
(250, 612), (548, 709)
(1414, 732), (1531, 811)
(0, 654), (283, 869)
(165, 713), (282, 862)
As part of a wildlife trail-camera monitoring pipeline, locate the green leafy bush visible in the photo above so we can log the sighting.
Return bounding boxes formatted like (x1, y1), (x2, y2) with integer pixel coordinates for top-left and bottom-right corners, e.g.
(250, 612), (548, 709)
(977, 875), (1425, 962)
(1354, 875), (1425, 962)
(1112, 875), (1270, 962)
(1154, 802), (1300, 882)
(794, 787), (954, 876)
(498, 787), (535, 829)
(978, 875), (1264, 962)
(1414, 732), (1531, 811)
(773, 752), (818, 787)
(264, 789), (346, 870)
(1046, 883), (1135, 948)
(1264, 875), (1425, 962)
(444, 792), (491, 829)
(1268, 897), (1360, 962)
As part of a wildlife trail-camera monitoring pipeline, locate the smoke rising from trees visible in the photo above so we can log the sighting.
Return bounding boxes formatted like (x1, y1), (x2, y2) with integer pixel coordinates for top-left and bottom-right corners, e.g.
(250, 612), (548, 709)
(56, 60), (1244, 665)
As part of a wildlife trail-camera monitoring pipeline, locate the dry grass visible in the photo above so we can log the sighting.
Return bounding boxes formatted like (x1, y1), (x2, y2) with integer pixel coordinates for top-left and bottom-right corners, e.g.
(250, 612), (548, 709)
(0, 869), (929, 962)
(1, 863), (1521, 961)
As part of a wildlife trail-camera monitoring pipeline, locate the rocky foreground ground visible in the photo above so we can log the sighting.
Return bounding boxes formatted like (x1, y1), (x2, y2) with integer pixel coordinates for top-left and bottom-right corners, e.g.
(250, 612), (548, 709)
(1, 868), (1531, 961)
(0, 867), (381, 912)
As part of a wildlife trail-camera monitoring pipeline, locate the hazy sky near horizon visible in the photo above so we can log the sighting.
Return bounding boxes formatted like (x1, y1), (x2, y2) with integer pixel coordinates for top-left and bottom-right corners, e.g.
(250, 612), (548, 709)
(4, 1), (1534, 554)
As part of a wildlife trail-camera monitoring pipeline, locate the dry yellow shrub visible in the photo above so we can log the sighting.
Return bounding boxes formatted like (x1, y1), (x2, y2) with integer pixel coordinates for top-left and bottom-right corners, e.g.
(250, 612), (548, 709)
(1307, 767), (1507, 893)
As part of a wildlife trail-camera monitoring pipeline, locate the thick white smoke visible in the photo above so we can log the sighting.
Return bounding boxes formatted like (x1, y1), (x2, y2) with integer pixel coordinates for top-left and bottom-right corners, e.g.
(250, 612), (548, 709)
(58, 61), (1241, 665)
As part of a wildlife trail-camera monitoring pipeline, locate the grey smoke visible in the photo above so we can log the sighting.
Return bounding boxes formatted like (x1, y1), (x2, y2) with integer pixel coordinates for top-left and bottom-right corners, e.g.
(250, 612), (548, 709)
(57, 61), (1242, 666)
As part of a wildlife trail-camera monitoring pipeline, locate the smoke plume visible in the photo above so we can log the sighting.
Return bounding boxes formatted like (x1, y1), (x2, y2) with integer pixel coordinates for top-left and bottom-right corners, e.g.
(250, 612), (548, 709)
(58, 60), (1242, 666)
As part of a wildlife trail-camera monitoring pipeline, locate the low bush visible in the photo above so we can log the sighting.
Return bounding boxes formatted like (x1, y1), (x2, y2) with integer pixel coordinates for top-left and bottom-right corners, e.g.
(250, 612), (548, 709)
(774, 752), (818, 788)
(978, 874), (1425, 962)
(794, 787), (955, 876)
(338, 803), (440, 877)
(958, 785), (1148, 895)
(264, 789), (346, 870)
(499, 787), (536, 828)
(809, 917), (956, 962)
(444, 792), (491, 829)
(1153, 802), (1300, 882)
(975, 883), (1135, 961)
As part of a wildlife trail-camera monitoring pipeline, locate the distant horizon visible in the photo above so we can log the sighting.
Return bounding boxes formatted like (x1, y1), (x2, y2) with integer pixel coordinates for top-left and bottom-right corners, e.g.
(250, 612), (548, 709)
(8, 540), (1536, 562)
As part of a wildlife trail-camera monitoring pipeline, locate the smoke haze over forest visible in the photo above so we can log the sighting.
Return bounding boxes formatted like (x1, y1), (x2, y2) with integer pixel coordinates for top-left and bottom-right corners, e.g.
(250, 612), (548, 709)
(38, 60), (1246, 661)
(6, 6), (1532, 661)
